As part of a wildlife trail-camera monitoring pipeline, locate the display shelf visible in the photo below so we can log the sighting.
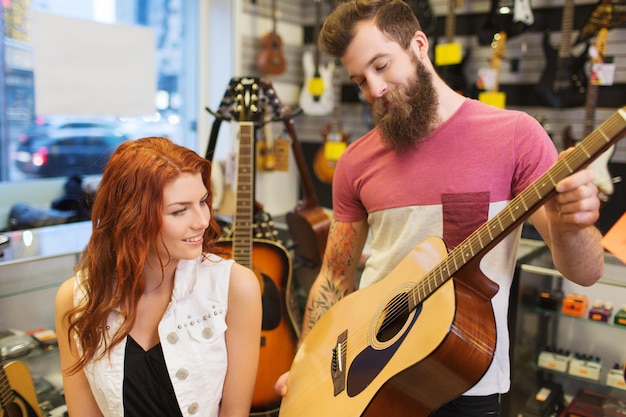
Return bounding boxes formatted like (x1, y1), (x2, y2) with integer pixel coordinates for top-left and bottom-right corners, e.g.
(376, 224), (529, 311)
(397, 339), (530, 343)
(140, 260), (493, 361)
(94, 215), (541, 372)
(531, 307), (626, 331)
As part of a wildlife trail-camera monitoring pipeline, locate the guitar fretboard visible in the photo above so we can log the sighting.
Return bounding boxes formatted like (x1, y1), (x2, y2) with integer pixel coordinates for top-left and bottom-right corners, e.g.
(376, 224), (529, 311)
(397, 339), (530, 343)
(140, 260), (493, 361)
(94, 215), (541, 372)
(233, 122), (255, 269)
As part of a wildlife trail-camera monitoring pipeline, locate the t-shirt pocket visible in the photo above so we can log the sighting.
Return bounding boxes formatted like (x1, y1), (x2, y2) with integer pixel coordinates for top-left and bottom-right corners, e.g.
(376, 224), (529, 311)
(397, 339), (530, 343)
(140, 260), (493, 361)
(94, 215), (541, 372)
(442, 192), (490, 250)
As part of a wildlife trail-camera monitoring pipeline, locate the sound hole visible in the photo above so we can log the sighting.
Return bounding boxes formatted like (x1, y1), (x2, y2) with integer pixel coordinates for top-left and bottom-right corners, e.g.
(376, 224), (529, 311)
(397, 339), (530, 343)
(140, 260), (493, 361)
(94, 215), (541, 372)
(377, 292), (410, 343)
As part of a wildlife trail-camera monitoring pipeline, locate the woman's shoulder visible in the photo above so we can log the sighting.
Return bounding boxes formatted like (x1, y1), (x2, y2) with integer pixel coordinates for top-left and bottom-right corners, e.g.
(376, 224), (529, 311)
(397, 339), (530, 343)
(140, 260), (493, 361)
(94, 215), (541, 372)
(228, 263), (261, 301)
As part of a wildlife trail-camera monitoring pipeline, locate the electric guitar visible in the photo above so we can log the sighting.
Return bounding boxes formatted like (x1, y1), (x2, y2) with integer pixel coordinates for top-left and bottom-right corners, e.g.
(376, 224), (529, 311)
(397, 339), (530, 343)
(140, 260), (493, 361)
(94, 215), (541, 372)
(313, 65), (350, 184)
(257, 0), (287, 75)
(1, 360), (44, 417)
(478, 0), (534, 46)
(561, 28), (616, 201)
(477, 31), (507, 108)
(278, 107), (626, 417)
(434, 0), (470, 96)
(299, 0), (335, 116)
(535, 0), (588, 108)
(403, 0), (437, 36)
(214, 78), (297, 415)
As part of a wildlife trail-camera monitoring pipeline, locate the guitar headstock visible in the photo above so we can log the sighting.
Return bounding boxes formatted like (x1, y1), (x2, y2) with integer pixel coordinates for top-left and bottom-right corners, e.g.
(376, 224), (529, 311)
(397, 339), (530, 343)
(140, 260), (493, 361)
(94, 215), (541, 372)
(216, 77), (262, 123)
(490, 31), (507, 70)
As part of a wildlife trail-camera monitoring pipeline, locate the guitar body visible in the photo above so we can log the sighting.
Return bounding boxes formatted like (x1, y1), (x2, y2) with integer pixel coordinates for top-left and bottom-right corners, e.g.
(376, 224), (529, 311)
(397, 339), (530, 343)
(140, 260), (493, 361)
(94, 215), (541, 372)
(535, 32), (588, 108)
(285, 205), (330, 267)
(278, 236), (497, 417)
(1, 361), (44, 417)
(299, 50), (335, 116)
(257, 32), (286, 75)
(217, 239), (297, 414)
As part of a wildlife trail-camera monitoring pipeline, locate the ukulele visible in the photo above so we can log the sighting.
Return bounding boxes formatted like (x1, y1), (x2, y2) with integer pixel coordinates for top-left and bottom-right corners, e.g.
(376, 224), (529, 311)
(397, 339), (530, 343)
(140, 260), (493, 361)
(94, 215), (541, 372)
(257, 0), (286, 75)
(299, 0), (335, 116)
(278, 108), (626, 417)
(313, 65), (350, 184)
(214, 78), (297, 415)
(535, 0), (588, 108)
(434, 0), (470, 95)
(1, 359), (44, 417)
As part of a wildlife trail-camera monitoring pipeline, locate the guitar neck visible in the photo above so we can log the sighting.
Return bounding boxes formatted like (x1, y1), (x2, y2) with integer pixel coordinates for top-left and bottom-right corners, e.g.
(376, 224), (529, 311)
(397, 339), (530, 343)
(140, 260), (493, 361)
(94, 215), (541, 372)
(233, 122), (255, 269)
(583, 84), (599, 137)
(444, 0), (458, 43)
(414, 108), (626, 303)
(0, 363), (16, 409)
(559, 0), (575, 57)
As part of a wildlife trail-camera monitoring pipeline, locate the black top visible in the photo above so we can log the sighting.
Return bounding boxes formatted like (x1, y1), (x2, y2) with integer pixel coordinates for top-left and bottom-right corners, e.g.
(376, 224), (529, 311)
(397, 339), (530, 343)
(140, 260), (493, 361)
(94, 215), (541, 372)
(123, 336), (183, 417)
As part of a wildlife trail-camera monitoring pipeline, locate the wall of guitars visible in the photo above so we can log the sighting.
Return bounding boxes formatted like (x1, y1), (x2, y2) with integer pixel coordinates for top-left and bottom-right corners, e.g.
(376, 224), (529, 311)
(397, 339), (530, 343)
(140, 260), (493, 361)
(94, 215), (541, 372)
(238, 0), (625, 234)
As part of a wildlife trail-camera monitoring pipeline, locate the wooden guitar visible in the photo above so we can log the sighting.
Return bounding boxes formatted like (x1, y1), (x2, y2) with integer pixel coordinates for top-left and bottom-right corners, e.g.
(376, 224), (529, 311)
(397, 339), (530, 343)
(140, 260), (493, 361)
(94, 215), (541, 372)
(561, 28), (615, 201)
(434, 0), (470, 95)
(278, 107), (626, 417)
(215, 78), (297, 415)
(257, 0), (286, 76)
(1, 360), (44, 417)
(535, 0), (588, 108)
(299, 0), (335, 116)
(313, 66), (350, 184)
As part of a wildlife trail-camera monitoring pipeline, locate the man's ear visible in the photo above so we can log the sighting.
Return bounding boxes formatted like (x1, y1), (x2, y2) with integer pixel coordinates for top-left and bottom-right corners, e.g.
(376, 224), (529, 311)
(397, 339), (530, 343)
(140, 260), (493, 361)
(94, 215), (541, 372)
(411, 30), (429, 58)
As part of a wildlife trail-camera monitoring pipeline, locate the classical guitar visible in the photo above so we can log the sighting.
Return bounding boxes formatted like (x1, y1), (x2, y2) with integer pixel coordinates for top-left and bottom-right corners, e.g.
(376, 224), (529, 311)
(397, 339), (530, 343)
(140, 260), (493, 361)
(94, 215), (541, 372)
(299, 0), (335, 116)
(214, 78), (297, 415)
(1, 360), (44, 417)
(561, 28), (616, 201)
(434, 0), (470, 95)
(478, 0), (534, 46)
(313, 65), (350, 184)
(535, 0), (588, 108)
(278, 107), (626, 417)
(257, 0), (286, 75)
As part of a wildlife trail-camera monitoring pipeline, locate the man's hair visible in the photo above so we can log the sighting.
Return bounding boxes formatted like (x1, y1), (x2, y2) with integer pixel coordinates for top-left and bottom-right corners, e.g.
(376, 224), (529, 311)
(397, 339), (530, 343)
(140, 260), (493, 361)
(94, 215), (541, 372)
(318, 0), (422, 58)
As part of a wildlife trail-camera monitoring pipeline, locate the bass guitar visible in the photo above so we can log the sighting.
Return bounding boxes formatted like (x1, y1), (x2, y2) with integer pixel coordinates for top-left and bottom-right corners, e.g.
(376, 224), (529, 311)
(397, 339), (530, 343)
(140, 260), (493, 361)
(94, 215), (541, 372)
(257, 0), (286, 75)
(535, 0), (588, 108)
(278, 107), (626, 417)
(299, 0), (335, 116)
(214, 78), (297, 416)
(1, 360), (44, 417)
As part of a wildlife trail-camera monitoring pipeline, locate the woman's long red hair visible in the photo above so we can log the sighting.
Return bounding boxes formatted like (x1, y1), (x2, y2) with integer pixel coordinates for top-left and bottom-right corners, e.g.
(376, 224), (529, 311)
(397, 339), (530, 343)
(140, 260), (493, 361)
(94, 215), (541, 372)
(65, 137), (224, 372)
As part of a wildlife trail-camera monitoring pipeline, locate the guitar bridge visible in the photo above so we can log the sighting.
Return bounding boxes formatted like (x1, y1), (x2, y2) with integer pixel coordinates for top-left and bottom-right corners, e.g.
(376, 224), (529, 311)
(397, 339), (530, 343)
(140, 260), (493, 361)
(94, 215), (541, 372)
(331, 330), (347, 396)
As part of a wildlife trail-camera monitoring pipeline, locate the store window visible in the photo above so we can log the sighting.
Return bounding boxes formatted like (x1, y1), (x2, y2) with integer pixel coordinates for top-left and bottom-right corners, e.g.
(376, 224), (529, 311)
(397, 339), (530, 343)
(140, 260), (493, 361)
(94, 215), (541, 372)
(0, 0), (199, 182)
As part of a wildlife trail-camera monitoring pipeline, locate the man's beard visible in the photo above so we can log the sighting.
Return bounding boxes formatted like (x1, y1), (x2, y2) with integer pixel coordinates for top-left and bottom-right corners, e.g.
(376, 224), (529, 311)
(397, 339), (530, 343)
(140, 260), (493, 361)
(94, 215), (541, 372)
(371, 55), (438, 153)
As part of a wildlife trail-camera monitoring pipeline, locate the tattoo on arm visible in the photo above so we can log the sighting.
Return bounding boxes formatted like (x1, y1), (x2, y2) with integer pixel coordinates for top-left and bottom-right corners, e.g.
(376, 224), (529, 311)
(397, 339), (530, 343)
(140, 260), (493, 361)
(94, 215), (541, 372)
(306, 222), (359, 330)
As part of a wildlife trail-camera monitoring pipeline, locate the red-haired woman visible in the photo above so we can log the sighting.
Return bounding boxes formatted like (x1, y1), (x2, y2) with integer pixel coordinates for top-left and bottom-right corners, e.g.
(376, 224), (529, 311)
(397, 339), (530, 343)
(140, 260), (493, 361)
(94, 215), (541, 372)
(55, 137), (262, 417)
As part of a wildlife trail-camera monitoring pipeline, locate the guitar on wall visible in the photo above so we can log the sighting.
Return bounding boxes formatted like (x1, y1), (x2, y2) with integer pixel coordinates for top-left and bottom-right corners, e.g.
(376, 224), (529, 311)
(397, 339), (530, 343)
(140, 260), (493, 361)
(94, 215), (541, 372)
(561, 28), (616, 201)
(278, 107), (626, 417)
(535, 0), (588, 108)
(478, 0), (534, 46)
(477, 31), (507, 108)
(1, 359), (44, 417)
(257, 0), (286, 76)
(299, 0), (335, 116)
(403, 0), (437, 36)
(214, 77), (297, 416)
(313, 65), (350, 184)
(434, 0), (470, 95)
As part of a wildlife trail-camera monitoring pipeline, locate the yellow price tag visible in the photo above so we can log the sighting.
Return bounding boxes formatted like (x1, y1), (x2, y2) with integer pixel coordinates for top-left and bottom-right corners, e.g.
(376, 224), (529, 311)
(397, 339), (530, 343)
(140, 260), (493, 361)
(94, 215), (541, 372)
(478, 91), (506, 109)
(308, 77), (324, 96)
(324, 141), (347, 161)
(435, 43), (462, 66)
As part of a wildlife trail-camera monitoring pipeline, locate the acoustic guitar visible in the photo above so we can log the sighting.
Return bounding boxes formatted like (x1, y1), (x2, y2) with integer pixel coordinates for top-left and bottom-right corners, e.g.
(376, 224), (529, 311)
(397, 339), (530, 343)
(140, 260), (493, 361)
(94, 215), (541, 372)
(257, 0), (286, 76)
(278, 107), (626, 417)
(535, 0), (588, 108)
(299, 0), (335, 116)
(214, 78), (297, 416)
(1, 360), (44, 417)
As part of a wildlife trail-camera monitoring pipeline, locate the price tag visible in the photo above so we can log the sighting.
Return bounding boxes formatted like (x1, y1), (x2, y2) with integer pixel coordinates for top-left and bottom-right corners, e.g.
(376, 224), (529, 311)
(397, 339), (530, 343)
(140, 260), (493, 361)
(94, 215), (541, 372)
(272, 137), (291, 172)
(478, 91), (506, 109)
(435, 43), (463, 66)
(324, 141), (347, 161)
(590, 62), (615, 86)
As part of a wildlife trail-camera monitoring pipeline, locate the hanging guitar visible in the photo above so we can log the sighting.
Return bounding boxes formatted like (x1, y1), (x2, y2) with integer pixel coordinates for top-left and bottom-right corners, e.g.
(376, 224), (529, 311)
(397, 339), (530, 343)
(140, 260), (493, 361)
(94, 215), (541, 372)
(278, 107), (626, 417)
(1, 359), (44, 417)
(535, 0), (588, 108)
(478, 0), (534, 46)
(403, 0), (437, 36)
(313, 65), (350, 184)
(477, 31), (507, 108)
(211, 77), (297, 416)
(299, 0), (335, 116)
(434, 0), (470, 95)
(257, 0), (287, 75)
(561, 28), (616, 201)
